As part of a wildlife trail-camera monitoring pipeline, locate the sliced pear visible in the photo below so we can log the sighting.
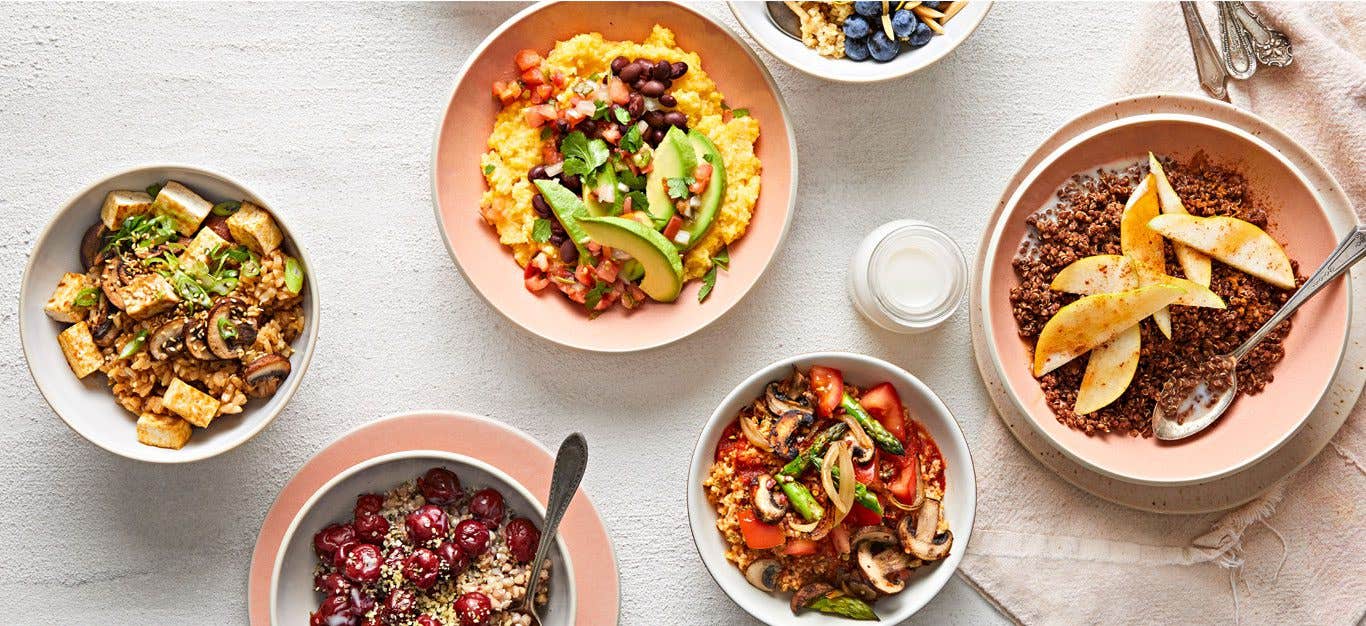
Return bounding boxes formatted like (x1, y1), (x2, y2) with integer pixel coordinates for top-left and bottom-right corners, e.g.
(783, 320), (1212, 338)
(1149, 153), (1211, 286)
(1033, 284), (1186, 377)
(1053, 254), (1224, 309)
(1147, 214), (1296, 289)
(1074, 325), (1141, 415)
(1132, 263), (1225, 309)
(1120, 174), (1172, 338)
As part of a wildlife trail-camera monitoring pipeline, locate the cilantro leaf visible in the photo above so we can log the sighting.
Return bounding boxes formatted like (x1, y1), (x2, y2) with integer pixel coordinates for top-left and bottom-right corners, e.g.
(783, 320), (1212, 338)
(620, 125), (643, 154)
(591, 99), (610, 120)
(698, 266), (718, 303)
(483, 164), (495, 175)
(624, 190), (648, 214)
(531, 218), (552, 243)
(732, 108), (750, 118)
(666, 177), (694, 200)
(560, 131), (611, 178)
(613, 106), (631, 124)
(584, 280), (612, 311)
(712, 246), (730, 270)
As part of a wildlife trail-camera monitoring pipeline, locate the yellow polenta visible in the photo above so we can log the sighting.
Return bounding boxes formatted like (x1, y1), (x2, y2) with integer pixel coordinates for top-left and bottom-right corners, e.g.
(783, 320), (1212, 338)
(479, 26), (761, 282)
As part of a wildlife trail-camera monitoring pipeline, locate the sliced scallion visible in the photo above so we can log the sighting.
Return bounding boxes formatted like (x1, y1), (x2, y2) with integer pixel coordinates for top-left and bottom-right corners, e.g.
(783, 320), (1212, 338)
(118, 330), (149, 359)
(284, 257), (303, 294)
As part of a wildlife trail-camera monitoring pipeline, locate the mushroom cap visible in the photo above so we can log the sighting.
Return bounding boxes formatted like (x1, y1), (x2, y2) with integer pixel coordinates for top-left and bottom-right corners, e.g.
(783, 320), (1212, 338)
(767, 409), (814, 460)
(243, 354), (291, 395)
(100, 258), (127, 310)
(744, 559), (781, 592)
(80, 222), (107, 270)
(789, 582), (835, 615)
(87, 294), (118, 347)
(854, 525), (914, 594)
(206, 297), (253, 360)
(765, 380), (812, 417)
(184, 318), (218, 360)
(897, 497), (953, 562)
(148, 317), (188, 361)
(752, 474), (788, 524)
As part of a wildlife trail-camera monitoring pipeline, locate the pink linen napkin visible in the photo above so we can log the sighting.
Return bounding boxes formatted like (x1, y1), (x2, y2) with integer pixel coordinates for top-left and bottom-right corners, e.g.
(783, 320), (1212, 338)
(958, 3), (1365, 624)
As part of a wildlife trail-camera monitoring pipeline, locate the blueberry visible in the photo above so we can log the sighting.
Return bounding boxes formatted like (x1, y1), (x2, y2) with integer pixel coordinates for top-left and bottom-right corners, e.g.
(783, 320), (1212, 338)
(868, 30), (900, 62)
(842, 15), (871, 39)
(890, 9), (915, 38)
(921, 1), (943, 9)
(844, 36), (871, 62)
(853, 1), (882, 17)
(908, 21), (933, 47)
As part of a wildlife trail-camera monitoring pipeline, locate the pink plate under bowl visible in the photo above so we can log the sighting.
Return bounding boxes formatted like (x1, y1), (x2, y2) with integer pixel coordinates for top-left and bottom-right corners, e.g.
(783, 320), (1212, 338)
(980, 113), (1350, 486)
(431, 1), (796, 352)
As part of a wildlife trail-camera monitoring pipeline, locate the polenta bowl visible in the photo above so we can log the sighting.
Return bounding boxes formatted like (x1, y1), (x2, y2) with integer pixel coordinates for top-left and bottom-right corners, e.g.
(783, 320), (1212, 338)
(433, 1), (795, 352)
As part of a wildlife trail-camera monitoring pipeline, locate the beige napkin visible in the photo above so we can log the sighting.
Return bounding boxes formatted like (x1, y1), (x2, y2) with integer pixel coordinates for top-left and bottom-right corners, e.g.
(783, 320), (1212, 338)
(958, 3), (1365, 624)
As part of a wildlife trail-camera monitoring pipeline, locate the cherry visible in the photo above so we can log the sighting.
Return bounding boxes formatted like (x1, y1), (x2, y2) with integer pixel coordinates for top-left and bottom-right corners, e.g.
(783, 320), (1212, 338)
(348, 587), (376, 617)
(382, 588), (416, 621)
(453, 592), (493, 626)
(415, 615), (444, 626)
(342, 543), (382, 583)
(418, 467), (462, 505)
(467, 488), (505, 523)
(310, 594), (355, 626)
(453, 519), (490, 557)
(436, 541), (469, 575)
(504, 517), (541, 564)
(354, 493), (384, 519)
(314, 572), (351, 596)
(313, 523), (357, 558)
(354, 512), (390, 544)
(403, 548), (441, 590)
(405, 505), (449, 542)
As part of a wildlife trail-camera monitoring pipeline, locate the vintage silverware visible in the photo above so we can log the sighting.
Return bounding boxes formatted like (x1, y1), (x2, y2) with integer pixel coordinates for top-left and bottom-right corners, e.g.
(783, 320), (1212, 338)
(1217, 1), (1257, 79)
(518, 433), (588, 626)
(1154, 226), (1366, 440)
(1180, 2), (1230, 100)
(765, 1), (804, 42)
(1227, 0), (1293, 67)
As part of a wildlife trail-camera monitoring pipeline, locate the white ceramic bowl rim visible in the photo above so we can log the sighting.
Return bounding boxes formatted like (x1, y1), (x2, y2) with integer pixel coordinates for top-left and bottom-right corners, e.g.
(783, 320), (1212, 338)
(18, 162), (321, 464)
(687, 351), (976, 624)
(269, 448), (577, 623)
(979, 112), (1344, 486)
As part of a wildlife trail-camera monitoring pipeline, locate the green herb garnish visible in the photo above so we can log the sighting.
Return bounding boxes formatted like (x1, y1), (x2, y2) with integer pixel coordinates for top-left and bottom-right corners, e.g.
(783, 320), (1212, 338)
(732, 108), (750, 118)
(103, 213), (179, 255)
(712, 246), (730, 270)
(146, 182), (164, 198)
(73, 287), (99, 308)
(483, 164), (495, 175)
(619, 125), (643, 154)
(560, 131), (611, 178)
(624, 191), (648, 214)
(118, 330), (149, 360)
(531, 218), (552, 243)
(613, 106), (631, 125)
(284, 257), (303, 294)
(698, 266), (718, 303)
(211, 201), (241, 217)
(584, 280), (612, 312)
(591, 99), (611, 120)
(666, 177), (694, 200)
(217, 316), (238, 341)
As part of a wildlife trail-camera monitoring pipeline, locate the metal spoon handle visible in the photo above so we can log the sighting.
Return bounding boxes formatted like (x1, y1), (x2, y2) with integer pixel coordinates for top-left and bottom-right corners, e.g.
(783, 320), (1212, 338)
(1228, 1), (1293, 67)
(1233, 225), (1366, 360)
(1180, 2), (1231, 101)
(523, 433), (588, 610)
(1217, 2), (1257, 80)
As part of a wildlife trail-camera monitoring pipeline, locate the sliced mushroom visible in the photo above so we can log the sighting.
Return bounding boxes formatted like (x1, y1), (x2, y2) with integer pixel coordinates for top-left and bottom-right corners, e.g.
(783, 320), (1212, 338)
(744, 559), (781, 592)
(184, 318), (218, 360)
(206, 298), (256, 360)
(765, 380), (812, 417)
(148, 317), (188, 361)
(100, 257), (129, 310)
(842, 434), (875, 465)
(789, 582), (834, 615)
(853, 525), (916, 595)
(86, 294), (119, 347)
(767, 409), (814, 460)
(80, 223), (108, 269)
(752, 474), (789, 523)
(244, 354), (291, 396)
(897, 496), (953, 562)
(833, 569), (879, 602)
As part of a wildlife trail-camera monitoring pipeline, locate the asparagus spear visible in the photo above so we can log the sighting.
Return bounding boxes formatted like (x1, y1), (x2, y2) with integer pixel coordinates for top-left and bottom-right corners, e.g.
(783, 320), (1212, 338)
(779, 479), (824, 522)
(779, 422), (848, 478)
(827, 465), (883, 514)
(840, 393), (905, 455)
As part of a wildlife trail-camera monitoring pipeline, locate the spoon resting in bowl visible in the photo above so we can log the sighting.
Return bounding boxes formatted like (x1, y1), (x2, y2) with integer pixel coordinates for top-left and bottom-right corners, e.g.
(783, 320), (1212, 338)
(1153, 225), (1366, 440)
(519, 433), (588, 625)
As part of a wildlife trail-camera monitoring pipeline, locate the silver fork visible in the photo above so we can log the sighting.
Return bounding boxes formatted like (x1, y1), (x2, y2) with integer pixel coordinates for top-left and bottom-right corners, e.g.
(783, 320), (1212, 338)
(518, 433), (588, 626)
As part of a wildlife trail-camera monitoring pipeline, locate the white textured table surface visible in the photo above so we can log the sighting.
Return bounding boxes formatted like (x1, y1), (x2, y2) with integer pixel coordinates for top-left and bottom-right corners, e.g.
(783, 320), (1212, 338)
(0, 2), (1144, 623)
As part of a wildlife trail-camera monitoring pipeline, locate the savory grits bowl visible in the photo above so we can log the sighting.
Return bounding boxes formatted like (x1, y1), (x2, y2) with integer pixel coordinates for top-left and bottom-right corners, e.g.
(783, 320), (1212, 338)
(432, 1), (795, 352)
(480, 25), (762, 316)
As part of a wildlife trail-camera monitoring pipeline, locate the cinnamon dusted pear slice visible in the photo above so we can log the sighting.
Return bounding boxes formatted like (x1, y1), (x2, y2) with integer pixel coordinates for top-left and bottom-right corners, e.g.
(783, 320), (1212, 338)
(1074, 325), (1141, 415)
(1052, 254), (1225, 309)
(1120, 174), (1172, 338)
(1032, 283), (1187, 377)
(1147, 214), (1296, 289)
(1148, 153), (1212, 286)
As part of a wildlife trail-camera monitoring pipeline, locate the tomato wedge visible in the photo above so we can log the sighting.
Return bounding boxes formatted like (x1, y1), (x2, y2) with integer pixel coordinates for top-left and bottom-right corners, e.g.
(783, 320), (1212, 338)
(782, 538), (820, 556)
(809, 366), (844, 417)
(844, 501), (883, 528)
(738, 509), (785, 550)
(860, 382), (906, 442)
(884, 453), (919, 505)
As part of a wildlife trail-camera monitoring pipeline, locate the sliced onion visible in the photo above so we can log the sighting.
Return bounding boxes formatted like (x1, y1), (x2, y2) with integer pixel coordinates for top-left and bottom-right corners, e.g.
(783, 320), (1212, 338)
(739, 413), (771, 451)
(840, 413), (874, 456)
(617, 182), (629, 192)
(789, 518), (819, 533)
(672, 230), (691, 246)
(644, 97), (661, 112)
(835, 443), (856, 525)
(635, 120), (649, 135)
(821, 442), (846, 515)
(594, 181), (616, 203)
(543, 162), (564, 177)
(831, 525), (851, 555)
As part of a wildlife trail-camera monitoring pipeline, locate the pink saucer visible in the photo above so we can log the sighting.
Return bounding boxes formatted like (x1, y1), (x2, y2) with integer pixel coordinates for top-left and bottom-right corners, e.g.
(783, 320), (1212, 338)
(431, 1), (796, 352)
(247, 411), (619, 624)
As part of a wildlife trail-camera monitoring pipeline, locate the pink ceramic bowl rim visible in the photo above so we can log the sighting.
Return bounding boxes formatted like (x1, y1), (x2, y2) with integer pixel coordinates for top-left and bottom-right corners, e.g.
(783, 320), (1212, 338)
(429, 0), (798, 353)
(246, 410), (620, 624)
(978, 112), (1350, 486)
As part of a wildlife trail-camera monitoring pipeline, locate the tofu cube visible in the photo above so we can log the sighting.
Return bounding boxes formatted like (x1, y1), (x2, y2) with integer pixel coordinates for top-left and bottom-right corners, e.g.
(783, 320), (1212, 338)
(57, 321), (104, 378)
(162, 378), (220, 428)
(178, 225), (231, 268)
(44, 272), (95, 323)
(100, 190), (154, 229)
(150, 181), (213, 236)
(226, 202), (283, 254)
(136, 413), (193, 449)
(120, 273), (180, 319)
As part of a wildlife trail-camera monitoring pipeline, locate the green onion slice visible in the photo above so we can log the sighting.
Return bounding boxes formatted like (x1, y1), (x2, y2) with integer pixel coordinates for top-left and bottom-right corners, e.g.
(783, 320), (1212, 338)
(118, 330), (149, 359)
(284, 257), (303, 294)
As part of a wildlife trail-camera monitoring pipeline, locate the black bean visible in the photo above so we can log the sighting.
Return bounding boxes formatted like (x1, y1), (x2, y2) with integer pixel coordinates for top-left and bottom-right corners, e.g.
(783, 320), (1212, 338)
(627, 93), (645, 117)
(560, 175), (582, 193)
(558, 239), (580, 264)
(531, 194), (552, 217)
(670, 61), (688, 78)
(550, 219), (566, 233)
(610, 56), (629, 74)
(643, 110), (666, 128)
(648, 128), (665, 144)
(658, 94), (677, 107)
(641, 80), (665, 98)
(663, 111), (687, 128)
(659, 78), (672, 91)
(550, 232), (568, 246)
(652, 60), (672, 80)
(631, 78), (647, 91)
(619, 63), (643, 83)
(528, 165), (549, 181)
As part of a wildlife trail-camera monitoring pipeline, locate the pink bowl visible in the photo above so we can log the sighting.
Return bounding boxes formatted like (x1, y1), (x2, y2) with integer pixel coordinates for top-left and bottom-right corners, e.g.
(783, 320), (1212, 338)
(432, 1), (796, 352)
(979, 113), (1351, 485)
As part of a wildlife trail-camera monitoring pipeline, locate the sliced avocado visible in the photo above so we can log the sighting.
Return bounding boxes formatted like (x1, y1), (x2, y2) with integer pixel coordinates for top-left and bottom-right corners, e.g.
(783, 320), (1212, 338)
(579, 216), (684, 302)
(619, 259), (644, 282)
(644, 126), (697, 224)
(682, 130), (727, 249)
(532, 179), (591, 262)
(583, 166), (619, 217)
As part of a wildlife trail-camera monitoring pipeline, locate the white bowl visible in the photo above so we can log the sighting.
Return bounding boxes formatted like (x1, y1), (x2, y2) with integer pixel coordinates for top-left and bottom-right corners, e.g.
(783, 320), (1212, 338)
(687, 352), (976, 624)
(18, 164), (320, 463)
(729, 1), (992, 83)
(271, 450), (576, 625)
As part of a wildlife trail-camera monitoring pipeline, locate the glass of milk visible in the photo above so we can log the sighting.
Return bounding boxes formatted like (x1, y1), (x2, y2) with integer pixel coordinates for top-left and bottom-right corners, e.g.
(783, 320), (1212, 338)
(848, 220), (967, 333)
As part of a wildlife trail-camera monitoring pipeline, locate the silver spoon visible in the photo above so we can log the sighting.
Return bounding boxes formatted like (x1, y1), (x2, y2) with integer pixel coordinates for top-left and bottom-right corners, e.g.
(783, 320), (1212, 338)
(1154, 225), (1366, 440)
(765, 1), (804, 42)
(1179, 2), (1230, 101)
(1227, 1), (1293, 67)
(1217, 1), (1257, 80)
(519, 433), (588, 626)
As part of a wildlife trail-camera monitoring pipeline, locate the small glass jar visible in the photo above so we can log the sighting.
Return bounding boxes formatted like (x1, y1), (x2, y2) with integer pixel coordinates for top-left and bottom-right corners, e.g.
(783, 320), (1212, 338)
(848, 220), (968, 333)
